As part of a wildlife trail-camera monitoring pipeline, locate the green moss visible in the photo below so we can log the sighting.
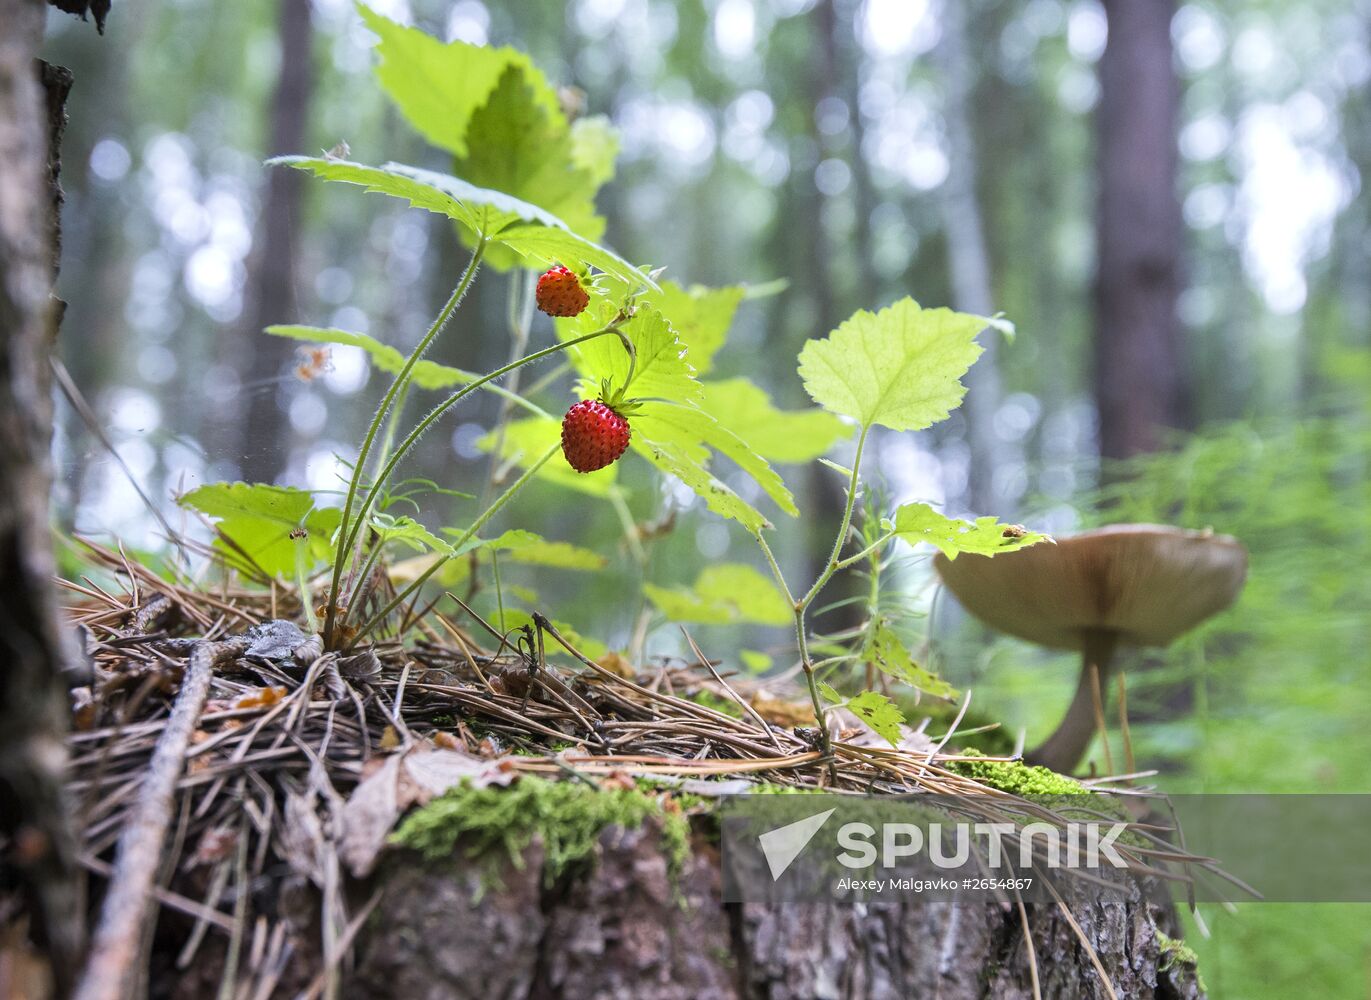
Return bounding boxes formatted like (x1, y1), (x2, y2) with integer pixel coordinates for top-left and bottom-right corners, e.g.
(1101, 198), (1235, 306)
(948, 749), (1088, 796)
(1158, 931), (1206, 992)
(391, 776), (691, 891)
(686, 689), (744, 718)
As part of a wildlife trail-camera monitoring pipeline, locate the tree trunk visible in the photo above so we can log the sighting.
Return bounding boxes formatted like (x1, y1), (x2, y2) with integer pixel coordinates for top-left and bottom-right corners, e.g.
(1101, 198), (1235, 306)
(1093, 0), (1188, 462)
(347, 822), (1203, 1000)
(937, 0), (1007, 515)
(235, 0), (313, 484)
(0, 0), (83, 990)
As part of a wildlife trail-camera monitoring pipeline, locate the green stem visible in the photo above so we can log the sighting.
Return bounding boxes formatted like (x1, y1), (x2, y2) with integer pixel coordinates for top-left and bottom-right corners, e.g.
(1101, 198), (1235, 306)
(294, 543), (318, 634)
(801, 423), (870, 608)
(325, 240), (487, 646)
(333, 320), (628, 619)
(350, 444), (558, 643)
(834, 530), (895, 573)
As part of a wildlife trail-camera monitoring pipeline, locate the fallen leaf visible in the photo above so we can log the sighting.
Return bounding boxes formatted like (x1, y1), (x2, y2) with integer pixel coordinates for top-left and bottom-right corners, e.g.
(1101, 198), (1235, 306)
(749, 691), (815, 727)
(233, 686), (287, 710)
(338, 755), (401, 878)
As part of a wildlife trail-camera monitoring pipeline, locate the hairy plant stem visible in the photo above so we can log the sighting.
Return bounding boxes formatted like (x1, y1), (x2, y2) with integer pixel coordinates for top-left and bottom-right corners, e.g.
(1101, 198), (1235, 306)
(324, 240), (487, 647)
(754, 424), (873, 773)
(330, 320), (628, 643)
(351, 443), (558, 643)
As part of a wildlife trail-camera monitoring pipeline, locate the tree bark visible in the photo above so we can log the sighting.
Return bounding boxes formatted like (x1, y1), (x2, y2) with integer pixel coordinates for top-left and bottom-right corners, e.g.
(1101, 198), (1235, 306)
(235, 0), (313, 484)
(1093, 0), (1188, 461)
(937, 0), (1007, 515)
(0, 0), (83, 990)
(349, 822), (1203, 999)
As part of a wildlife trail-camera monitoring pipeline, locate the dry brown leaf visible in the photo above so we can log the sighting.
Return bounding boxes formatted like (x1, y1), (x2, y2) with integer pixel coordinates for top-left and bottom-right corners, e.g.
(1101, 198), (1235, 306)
(595, 650), (636, 678)
(233, 685), (287, 709)
(338, 754), (400, 878)
(749, 692), (816, 727)
(378, 725), (401, 750)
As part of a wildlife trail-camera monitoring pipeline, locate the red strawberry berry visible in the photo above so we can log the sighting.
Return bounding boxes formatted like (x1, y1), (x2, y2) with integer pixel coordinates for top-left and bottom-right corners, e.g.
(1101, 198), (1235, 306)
(536, 265), (589, 317)
(561, 399), (631, 473)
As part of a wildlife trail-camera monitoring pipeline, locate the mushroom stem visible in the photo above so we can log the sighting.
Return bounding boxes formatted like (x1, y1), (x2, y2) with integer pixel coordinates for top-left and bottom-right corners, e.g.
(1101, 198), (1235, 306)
(1027, 629), (1118, 774)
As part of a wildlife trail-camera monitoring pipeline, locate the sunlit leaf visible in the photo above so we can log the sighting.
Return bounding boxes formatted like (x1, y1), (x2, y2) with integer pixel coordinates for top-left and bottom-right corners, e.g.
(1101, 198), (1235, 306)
(569, 115), (619, 188)
(633, 436), (771, 534)
(741, 650), (772, 673)
(864, 621), (958, 700)
(474, 529), (607, 570)
(892, 502), (1050, 560)
(698, 378), (849, 464)
(844, 690), (906, 747)
(358, 5), (559, 156)
(798, 298), (1007, 431)
(561, 300), (699, 403)
(643, 563), (791, 626)
(270, 157), (642, 283)
(369, 513), (452, 554)
(179, 482), (339, 578)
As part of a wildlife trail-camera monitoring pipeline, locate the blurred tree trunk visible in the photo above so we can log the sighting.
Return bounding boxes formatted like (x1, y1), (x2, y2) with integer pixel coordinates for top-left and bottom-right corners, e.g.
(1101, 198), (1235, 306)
(803, 0), (865, 639)
(0, 0), (82, 991)
(936, 0), (1006, 515)
(236, 0), (313, 483)
(1093, 0), (1189, 461)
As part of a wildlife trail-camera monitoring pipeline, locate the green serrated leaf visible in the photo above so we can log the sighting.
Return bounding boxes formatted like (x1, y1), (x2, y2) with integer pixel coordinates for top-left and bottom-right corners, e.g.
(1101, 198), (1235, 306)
(266, 325), (477, 390)
(358, 5), (560, 156)
(797, 298), (992, 432)
(569, 115), (619, 188)
(479, 529), (607, 570)
(892, 503), (1051, 560)
(561, 300), (699, 404)
(643, 564), (790, 626)
(631, 403), (797, 517)
(452, 65), (607, 266)
(845, 690), (906, 747)
(818, 681), (844, 704)
(740, 650), (772, 674)
(179, 482), (339, 578)
(270, 157), (642, 284)
(634, 436), (771, 534)
(698, 378), (849, 464)
(369, 513), (452, 554)
(864, 621), (958, 700)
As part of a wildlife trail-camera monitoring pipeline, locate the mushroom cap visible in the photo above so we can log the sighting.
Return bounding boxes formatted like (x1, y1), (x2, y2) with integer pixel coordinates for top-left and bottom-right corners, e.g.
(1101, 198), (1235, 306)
(934, 524), (1247, 651)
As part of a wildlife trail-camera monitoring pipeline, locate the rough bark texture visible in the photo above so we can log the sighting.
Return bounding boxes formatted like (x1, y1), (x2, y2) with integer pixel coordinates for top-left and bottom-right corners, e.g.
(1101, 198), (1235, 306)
(349, 822), (1203, 1000)
(1094, 0), (1188, 461)
(235, 0), (313, 483)
(0, 0), (82, 990)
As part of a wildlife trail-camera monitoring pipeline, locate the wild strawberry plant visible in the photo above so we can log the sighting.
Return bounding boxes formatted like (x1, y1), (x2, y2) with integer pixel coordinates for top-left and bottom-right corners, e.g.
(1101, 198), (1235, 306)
(179, 6), (1047, 750)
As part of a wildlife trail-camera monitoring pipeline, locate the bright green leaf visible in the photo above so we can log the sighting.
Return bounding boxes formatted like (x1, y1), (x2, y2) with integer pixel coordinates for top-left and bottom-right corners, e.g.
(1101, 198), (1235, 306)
(569, 115), (619, 188)
(369, 513), (452, 554)
(818, 681), (844, 703)
(865, 621), (958, 700)
(499, 610), (608, 661)
(452, 65), (607, 265)
(698, 378), (849, 464)
(797, 298), (993, 432)
(561, 300), (698, 404)
(642, 563), (791, 626)
(741, 650), (772, 673)
(478, 529), (607, 570)
(892, 502), (1051, 560)
(179, 482), (339, 578)
(845, 690), (906, 747)
(631, 403), (797, 517)
(633, 436), (771, 534)
(357, 5), (559, 156)
(270, 157), (642, 284)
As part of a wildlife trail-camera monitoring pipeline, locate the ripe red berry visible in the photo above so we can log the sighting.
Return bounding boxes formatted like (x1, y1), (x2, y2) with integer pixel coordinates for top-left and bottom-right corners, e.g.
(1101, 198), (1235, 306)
(536, 265), (589, 318)
(561, 399), (631, 473)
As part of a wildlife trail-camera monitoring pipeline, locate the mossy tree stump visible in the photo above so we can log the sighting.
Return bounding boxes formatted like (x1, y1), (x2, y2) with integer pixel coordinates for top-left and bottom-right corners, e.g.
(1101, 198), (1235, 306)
(347, 818), (1204, 1000)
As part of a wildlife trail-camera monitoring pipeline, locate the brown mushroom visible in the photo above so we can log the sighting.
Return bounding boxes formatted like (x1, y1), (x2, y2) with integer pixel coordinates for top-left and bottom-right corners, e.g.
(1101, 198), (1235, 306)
(934, 524), (1247, 774)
